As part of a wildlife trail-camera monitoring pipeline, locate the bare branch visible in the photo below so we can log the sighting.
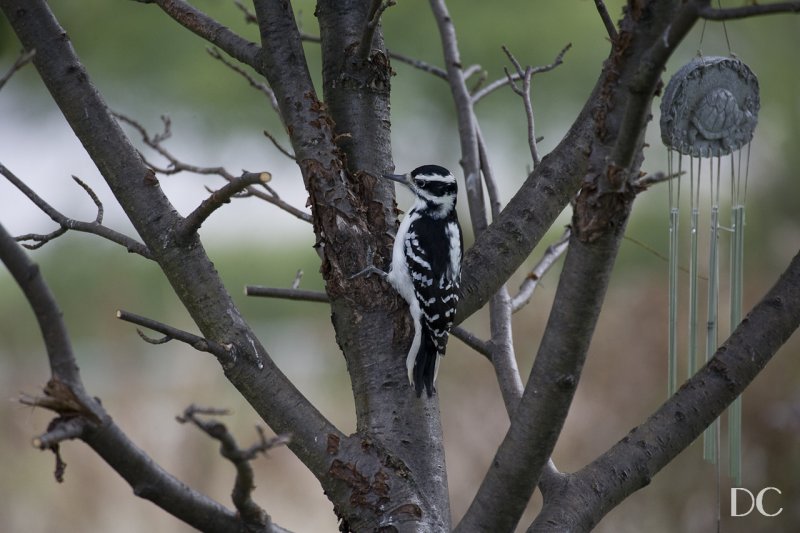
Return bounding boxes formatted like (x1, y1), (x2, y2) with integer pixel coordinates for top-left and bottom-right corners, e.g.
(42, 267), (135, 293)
(472, 43), (571, 105)
(429, 0), (487, 235)
(511, 228), (570, 313)
(116, 113), (310, 223)
(532, 248), (800, 530)
(245, 286), (329, 303)
(488, 287), (523, 413)
(177, 405), (291, 530)
(502, 46), (541, 167)
(145, 0), (262, 70)
(179, 171), (272, 240)
(232, 0), (257, 24)
(207, 47), (279, 112)
(385, 48), (448, 79)
(359, 0), (396, 60)
(31, 416), (89, 450)
(263, 129), (296, 160)
(698, 1), (800, 20)
(450, 326), (490, 358)
(632, 170), (684, 192)
(594, 0), (619, 41)
(116, 309), (236, 365)
(0, 164), (152, 257)
(0, 47), (35, 91)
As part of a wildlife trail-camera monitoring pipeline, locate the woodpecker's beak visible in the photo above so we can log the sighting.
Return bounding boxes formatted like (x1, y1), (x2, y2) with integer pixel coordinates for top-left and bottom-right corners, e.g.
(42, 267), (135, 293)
(382, 173), (411, 188)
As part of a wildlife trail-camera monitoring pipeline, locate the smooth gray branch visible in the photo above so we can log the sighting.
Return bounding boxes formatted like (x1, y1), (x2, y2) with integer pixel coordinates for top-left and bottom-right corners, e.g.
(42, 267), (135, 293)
(429, 0), (487, 235)
(116, 309), (236, 364)
(245, 286), (329, 303)
(511, 228), (571, 313)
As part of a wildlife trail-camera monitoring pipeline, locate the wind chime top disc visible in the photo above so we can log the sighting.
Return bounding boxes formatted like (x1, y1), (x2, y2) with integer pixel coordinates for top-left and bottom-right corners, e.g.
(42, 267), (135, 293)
(660, 56), (759, 158)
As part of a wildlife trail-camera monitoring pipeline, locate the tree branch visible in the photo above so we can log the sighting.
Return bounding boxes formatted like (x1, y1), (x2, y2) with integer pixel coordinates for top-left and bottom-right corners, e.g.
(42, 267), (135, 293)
(0, 47), (35, 91)
(500, 44), (571, 168)
(0, 220), (268, 531)
(206, 46), (279, 112)
(143, 0), (262, 71)
(358, 0), (396, 60)
(531, 248), (800, 531)
(510, 229), (570, 313)
(115, 113), (310, 223)
(177, 405), (291, 531)
(1, 164), (153, 257)
(178, 171), (272, 240)
(471, 43), (571, 105)
(245, 286), (329, 303)
(429, 0), (487, 235)
(116, 309), (237, 364)
(594, 0), (619, 41)
(698, 1), (800, 20)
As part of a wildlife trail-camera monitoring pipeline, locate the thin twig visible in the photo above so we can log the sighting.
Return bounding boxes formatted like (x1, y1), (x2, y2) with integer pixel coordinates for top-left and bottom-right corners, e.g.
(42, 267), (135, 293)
(632, 170), (685, 191)
(472, 43), (571, 105)
(207, 47), (279, 112)
(698, 1), (800, 20)
(502, 46), (541, 167)
(385, 48), (448, 79)
(263, 129), (296, 160)
(0, 164), (153, 258)
(116, 309), (236, 364)
(232, 0), (258, 24)
(359, 0), (396, 60)
(450, 326), (490, 359)
(0, 48), (36, 91)
(179, 171), (272, 240)
(245, 286), (329, 303)
(115, 112), (311, 223)
(511, 228), (570, 313)
(594, 0), (619, 41)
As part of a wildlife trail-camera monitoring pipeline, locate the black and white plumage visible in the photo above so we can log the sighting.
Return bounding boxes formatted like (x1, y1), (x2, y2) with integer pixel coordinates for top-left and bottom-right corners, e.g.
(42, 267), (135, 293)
(384, 165), (463, 397)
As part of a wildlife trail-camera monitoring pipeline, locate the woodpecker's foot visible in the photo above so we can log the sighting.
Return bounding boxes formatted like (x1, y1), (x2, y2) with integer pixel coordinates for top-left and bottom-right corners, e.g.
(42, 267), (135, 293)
(348, 246), (387, 280)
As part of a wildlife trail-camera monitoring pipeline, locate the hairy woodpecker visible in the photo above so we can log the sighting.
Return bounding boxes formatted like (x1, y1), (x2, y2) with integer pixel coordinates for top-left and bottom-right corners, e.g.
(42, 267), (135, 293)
(384, 165), (463, 397)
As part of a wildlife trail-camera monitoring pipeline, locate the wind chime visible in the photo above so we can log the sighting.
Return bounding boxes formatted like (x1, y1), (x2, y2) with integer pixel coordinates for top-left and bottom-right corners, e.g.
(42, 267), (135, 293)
(660, 51), (759, 486)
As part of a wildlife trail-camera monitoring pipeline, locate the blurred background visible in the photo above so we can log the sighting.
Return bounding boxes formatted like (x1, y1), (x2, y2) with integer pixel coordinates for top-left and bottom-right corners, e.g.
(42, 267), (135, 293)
(1, 1), (798, 531)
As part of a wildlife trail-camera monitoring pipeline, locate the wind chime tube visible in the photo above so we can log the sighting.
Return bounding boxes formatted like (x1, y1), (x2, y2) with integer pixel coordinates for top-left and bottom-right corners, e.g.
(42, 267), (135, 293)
(703, 165), (720, 464)
(668, 151), (679, 397)
(729, 201), (745, 484)
(688, 159), (700, 378)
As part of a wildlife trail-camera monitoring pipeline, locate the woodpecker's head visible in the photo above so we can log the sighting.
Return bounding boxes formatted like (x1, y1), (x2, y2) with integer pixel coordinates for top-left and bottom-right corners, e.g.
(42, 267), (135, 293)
(383, 165), (457, 218)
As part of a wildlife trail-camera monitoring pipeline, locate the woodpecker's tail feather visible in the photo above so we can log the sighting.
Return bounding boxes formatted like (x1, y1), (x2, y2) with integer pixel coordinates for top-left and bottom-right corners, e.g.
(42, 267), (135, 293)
(412, 324), (439, 397)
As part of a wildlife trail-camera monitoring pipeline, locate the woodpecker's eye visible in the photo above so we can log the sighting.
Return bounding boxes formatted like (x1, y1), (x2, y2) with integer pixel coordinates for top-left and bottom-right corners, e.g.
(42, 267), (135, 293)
(415, 179), (426, 188)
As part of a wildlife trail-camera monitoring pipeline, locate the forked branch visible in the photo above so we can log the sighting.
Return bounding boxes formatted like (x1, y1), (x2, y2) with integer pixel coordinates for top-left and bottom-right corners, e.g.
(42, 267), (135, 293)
(0, 164), (152, 258)
(177, 405), (290, 530)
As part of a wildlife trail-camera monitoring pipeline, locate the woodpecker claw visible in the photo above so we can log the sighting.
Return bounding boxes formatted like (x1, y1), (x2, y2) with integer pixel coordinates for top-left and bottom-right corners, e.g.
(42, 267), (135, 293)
(348, 245), (387, 280)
